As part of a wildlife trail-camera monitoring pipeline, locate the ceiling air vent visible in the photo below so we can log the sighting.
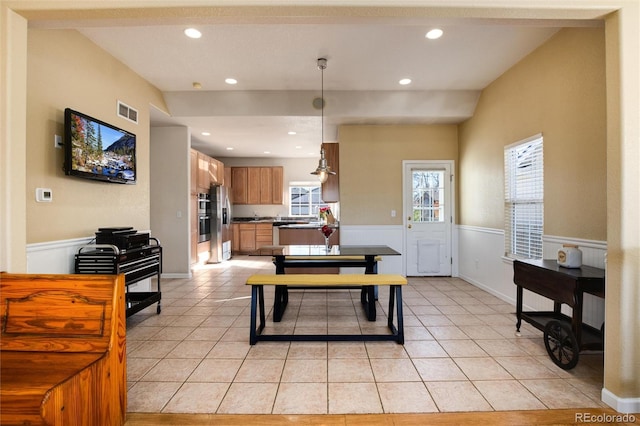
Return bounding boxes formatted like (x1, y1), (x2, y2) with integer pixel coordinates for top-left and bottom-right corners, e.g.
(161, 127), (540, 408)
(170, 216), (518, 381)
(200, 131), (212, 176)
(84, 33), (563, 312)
(117, 100), (138, 124)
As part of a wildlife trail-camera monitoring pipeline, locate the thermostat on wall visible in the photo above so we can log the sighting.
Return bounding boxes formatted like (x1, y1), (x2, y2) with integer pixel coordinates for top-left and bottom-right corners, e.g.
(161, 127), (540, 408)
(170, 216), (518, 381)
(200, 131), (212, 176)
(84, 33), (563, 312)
(36, 188), (53, 202)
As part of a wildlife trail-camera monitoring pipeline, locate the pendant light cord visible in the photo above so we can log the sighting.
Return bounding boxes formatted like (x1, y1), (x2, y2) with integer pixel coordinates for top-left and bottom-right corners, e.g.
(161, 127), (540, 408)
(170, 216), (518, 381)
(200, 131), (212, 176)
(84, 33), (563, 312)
(321, 61), (324, 152)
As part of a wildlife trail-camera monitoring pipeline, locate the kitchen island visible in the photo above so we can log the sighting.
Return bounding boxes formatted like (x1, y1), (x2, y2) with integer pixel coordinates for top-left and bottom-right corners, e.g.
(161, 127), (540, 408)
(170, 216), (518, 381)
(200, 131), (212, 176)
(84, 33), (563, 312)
(231, 217), (339, 254)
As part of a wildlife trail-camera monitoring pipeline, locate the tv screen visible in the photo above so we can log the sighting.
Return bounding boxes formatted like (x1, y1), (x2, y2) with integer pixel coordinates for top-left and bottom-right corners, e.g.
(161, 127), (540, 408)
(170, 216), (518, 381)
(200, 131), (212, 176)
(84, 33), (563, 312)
(64, 108), (136, 184)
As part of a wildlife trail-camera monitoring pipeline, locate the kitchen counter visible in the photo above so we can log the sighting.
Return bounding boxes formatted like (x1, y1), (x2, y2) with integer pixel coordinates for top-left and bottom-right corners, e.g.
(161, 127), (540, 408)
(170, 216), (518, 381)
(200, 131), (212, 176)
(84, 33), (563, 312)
(278, 223), (338, 229)
(232, 217), (331, 227)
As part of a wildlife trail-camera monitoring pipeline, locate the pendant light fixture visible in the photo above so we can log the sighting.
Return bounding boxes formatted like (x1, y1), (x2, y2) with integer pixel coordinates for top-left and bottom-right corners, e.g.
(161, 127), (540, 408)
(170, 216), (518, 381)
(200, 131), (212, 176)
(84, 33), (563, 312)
(311, 57), (336, 184)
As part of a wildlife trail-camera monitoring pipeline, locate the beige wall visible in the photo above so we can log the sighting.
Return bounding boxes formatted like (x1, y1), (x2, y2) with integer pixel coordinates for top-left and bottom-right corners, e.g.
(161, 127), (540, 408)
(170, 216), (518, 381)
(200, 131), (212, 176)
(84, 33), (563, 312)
(339, 124), (458, 225)
(26, 29), (167, 243)
(459, 27), (607, 240)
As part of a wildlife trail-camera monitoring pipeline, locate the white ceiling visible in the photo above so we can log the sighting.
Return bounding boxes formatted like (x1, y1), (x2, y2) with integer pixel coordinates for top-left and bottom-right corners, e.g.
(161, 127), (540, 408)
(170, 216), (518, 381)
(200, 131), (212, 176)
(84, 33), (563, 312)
(44, 15), (594, 158)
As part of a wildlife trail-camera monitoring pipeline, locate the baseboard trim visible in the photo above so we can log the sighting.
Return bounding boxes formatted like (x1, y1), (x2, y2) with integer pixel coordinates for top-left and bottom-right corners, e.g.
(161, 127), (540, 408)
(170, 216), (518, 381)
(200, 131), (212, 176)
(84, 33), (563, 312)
(601, 388), (640, 414)
(162, 272), (192, 279)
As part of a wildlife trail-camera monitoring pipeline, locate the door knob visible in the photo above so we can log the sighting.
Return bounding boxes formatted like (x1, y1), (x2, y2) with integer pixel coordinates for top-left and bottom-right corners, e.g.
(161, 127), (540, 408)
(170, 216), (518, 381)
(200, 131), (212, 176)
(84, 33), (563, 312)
(408, 224), (412, 229)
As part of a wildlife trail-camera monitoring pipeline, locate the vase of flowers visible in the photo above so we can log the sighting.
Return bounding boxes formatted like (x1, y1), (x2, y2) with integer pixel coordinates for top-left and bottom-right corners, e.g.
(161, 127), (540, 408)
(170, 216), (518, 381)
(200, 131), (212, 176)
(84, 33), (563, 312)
(320, 224), (334, 252)
(318, 206), (334, 224)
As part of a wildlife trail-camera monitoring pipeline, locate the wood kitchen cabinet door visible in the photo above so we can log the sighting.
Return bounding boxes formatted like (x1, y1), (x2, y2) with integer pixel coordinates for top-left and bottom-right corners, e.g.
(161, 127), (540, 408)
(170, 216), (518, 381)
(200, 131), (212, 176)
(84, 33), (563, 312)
(321, 142), (339, 202)
(209, 159), (223, 185)
(231, 167), (248, 204)
(259, 168), (272, 204)
(224, 166), (231, 188)
(190, 149), (198, 196)
(197, 152), (210, 190)
(271, 166), (283, 204)
(239, 223), (256, 252)
(231, 223), (240, 254)
(247, 167), (261, 204)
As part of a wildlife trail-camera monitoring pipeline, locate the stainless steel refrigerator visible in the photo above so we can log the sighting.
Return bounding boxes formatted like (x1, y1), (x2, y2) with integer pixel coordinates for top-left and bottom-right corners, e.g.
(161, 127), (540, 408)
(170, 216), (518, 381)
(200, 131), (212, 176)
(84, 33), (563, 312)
(209, 184), (232, 263)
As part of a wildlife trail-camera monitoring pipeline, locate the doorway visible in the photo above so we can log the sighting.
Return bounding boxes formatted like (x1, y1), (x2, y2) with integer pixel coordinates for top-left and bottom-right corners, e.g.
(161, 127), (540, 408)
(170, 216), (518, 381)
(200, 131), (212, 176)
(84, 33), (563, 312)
(403, 160), (455, 276)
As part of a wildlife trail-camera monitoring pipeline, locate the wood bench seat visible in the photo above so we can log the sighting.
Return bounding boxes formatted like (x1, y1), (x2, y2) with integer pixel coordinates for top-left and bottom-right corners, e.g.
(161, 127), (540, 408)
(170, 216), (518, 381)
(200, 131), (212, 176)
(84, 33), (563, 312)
(0, 272), (126, 426)
(246, 273), (407, 345)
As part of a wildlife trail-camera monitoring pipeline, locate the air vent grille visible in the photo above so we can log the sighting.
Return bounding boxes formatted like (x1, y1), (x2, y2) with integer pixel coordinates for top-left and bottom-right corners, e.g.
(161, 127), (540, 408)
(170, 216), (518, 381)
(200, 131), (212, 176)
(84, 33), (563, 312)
(117, 100), (138, 124)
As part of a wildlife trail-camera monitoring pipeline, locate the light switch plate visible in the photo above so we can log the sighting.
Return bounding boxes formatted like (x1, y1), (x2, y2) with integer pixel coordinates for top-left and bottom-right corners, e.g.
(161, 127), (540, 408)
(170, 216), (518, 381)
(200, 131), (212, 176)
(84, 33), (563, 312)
(54, 135), (63, 149)
(36, 188), (53, 202)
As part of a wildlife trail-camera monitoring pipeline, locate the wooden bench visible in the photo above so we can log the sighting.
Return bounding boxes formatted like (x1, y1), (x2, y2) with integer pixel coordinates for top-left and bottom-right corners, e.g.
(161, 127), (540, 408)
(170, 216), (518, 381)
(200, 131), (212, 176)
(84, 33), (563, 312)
(0, 272), (127, 426)
(271, 255), (383, 321)
(246, 273), (407, 345)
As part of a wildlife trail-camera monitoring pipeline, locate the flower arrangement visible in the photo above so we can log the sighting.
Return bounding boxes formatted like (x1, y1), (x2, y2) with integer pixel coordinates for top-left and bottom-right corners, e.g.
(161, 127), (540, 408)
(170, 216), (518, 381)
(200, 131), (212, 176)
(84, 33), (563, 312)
(318, 206), (332, 220)
(320, 224), (334, 238)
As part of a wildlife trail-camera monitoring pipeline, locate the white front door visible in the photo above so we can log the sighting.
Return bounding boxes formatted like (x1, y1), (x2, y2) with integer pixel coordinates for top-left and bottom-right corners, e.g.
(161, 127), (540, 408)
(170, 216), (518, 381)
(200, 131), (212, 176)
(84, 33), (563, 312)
(403, 161), (453, 276)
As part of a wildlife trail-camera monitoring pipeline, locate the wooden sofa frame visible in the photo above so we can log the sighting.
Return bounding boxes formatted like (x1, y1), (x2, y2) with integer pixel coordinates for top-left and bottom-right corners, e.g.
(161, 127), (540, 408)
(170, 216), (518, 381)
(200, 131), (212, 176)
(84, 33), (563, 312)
(0, 272), (127, 426)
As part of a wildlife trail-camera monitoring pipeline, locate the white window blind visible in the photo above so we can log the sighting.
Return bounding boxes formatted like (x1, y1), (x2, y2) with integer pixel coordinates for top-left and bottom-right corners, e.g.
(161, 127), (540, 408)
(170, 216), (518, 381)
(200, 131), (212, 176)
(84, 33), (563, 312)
(504, 135), (543, 259)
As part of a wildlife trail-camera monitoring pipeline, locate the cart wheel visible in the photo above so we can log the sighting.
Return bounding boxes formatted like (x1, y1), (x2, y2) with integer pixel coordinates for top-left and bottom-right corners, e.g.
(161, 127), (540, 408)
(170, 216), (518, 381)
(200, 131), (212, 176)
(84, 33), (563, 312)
(544, 320), (579, 370)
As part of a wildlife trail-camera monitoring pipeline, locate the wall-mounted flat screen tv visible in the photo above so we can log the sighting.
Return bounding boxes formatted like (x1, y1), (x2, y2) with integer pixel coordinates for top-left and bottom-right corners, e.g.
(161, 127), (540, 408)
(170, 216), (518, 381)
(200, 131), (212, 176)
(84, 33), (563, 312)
(64, 108), (136, 184)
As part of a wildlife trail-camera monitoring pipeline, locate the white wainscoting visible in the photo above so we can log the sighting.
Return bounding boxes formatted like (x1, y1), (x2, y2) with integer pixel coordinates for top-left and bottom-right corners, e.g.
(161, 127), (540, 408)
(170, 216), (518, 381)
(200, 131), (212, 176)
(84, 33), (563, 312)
(457, 225), (607, 328)
(27, 237), (95, 273)
(339, 225), (404, 275)
(26, 235), (157, 290)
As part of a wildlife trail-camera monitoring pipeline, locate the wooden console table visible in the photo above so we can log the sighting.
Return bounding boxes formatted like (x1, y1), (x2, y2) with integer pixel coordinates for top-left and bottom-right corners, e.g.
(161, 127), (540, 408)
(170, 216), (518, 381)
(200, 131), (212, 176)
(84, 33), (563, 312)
(513, 259), (605, 369)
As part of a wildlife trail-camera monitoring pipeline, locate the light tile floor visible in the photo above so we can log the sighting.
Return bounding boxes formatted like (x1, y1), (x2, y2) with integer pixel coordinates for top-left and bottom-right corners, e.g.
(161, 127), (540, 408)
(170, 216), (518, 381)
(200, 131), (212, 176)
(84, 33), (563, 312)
(125, 256), (606, 414)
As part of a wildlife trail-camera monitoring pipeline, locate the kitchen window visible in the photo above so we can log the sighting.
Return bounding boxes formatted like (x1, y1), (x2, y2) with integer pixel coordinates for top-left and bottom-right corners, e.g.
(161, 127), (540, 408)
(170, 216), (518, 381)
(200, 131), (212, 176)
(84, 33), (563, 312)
(289, 183), (327, 217)
(504, 134), (544, 259)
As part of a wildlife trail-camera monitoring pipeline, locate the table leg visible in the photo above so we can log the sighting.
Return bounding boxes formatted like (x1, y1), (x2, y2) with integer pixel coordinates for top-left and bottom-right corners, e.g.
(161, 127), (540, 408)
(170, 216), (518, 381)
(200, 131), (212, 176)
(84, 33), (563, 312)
(274, 255), (285, 274)
(516, 285), (523, 332)
(573, 290), (584, 347)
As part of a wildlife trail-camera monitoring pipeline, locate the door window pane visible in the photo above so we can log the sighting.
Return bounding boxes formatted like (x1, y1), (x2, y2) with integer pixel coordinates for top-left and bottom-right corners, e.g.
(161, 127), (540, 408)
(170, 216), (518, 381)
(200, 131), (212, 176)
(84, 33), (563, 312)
(412, 170), (444, 222)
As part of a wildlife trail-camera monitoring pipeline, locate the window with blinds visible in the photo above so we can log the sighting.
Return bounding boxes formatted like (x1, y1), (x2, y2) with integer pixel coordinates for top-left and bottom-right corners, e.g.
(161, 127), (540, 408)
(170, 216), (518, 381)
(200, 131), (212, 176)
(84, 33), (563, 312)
(504, 134), (543, 259)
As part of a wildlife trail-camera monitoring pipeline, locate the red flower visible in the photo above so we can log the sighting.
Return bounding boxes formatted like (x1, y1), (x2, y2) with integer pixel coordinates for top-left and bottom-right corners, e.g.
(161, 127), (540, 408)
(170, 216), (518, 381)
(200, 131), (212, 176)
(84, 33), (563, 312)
(320, 225), (334, 238)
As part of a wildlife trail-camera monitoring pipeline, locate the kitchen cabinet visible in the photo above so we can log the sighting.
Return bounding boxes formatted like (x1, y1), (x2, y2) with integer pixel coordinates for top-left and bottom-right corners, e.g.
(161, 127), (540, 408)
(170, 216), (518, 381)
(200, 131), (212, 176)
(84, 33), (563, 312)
(236, 223), (273, 253)
(190, 150), (198, 264)
(231, 167), (248, 204)
(190, 150), (198, 196)
(321, 142), (339, 202)
(259, 168), (272, 204)
(224, 166), (232, 188)
(231, 223), (240, 254)
(239, 223), (256, 253)
(197, 152), (210, 190)
(247, 167), (261, 204)
(256, 223), (273, 248)
(209, 158), (224, 185)
(231, 166), (283, 205)
(279, 227), (340, 245)
(272, 166), (284, 204)
(278, 226), (340, 273)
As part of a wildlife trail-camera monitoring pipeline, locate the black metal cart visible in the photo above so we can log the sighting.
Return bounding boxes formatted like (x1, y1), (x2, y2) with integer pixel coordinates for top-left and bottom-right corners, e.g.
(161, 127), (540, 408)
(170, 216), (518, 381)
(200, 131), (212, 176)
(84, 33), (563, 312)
(75, 238), (162, 317)
(513, 259), (605, 370)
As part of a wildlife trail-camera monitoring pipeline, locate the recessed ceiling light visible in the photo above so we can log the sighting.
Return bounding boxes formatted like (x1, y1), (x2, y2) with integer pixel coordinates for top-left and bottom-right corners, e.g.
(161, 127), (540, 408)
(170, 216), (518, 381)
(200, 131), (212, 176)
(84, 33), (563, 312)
(295, 146), (302, 149)
(426, 28), (444, 40)
(184, 28), (202, 39)
(399, 78), (412, 85)
(226, 147), (234, 151)
(201, 131), (210, 136)
(288, 131), (297, 135)
(263, 151), (271, 154)
(225, 78), (238, 85)
(192, 82), (202, 89)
